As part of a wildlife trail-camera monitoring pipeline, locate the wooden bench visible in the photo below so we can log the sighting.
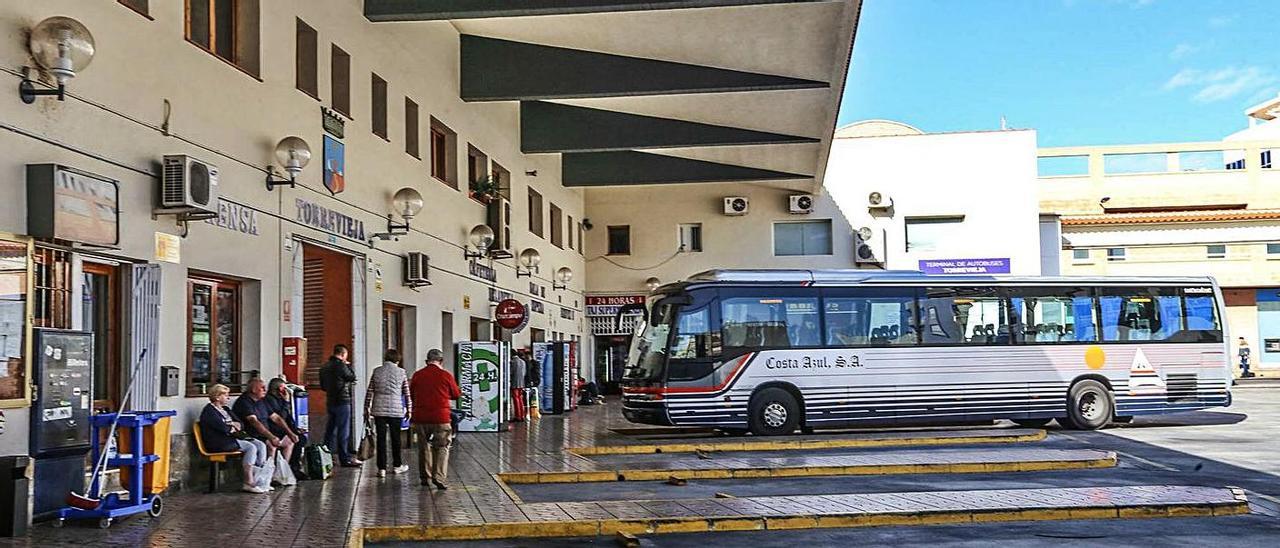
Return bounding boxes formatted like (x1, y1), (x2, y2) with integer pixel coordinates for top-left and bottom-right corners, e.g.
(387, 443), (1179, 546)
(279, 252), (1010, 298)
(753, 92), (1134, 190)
(192, 423), (243, 493)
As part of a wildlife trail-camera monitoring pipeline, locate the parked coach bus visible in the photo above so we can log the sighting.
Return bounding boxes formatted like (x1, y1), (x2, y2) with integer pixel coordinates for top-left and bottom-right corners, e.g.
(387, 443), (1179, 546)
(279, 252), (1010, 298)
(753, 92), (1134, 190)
(620, 270), (1231, 435)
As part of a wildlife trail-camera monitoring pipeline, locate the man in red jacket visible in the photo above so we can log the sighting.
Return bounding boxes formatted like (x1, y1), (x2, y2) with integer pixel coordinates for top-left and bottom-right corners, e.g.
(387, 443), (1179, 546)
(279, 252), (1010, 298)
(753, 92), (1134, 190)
(409, 349), (461, 489)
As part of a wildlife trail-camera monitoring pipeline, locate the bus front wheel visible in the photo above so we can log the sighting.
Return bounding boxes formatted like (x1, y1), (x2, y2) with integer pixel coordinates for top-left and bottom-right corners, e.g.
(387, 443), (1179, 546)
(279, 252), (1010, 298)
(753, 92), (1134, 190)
(1065, 380), (1114, 430)
(749, 387), (801, 436)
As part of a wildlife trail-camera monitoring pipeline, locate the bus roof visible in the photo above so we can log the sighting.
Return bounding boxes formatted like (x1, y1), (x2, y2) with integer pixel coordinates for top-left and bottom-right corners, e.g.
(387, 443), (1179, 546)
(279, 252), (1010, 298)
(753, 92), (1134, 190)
(679, 269), (1217, 287)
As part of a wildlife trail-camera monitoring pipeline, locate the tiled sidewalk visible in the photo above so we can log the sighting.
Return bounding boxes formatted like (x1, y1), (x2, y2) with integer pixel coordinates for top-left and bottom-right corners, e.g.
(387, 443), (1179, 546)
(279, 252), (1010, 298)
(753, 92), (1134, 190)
(0, 402), (1250, 547)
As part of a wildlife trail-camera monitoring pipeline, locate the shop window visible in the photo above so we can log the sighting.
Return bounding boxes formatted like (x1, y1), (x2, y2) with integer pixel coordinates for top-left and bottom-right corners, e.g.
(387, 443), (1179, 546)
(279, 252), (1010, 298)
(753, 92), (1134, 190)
(295, 18), (318, 99)
(371, 73), (388, 139)
(528, 188), (544, 237)
(1207, 244), (1226, 259)
(185, 0), (261, 77)
(188, 276), (241, 394)
(550, 203), (564, 248)
(430, 117), (458, 188)
(607, 225), (630, 255)
(331, 44), (351, 117)
(404, 97), (419, 158)
(119, 0), (150, 17)
(773, 220), (832, 256)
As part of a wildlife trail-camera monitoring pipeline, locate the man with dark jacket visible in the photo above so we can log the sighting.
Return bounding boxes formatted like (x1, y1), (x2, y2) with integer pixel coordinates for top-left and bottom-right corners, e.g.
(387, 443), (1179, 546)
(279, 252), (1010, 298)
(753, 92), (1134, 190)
(320, 344), (361, 467)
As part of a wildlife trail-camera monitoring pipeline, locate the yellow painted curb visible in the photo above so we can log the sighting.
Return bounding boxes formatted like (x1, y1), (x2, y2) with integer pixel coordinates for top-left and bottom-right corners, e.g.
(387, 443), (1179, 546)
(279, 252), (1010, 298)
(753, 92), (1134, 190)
(353, 498), (1247, 543)
(568, 430), (1048, 456)
(498, 453), (1117, 484)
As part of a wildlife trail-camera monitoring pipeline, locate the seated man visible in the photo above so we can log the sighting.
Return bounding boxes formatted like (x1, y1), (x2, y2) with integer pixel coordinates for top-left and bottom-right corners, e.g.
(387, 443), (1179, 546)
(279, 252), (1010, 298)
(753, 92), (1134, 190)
(266, 378), (308, 475)
(233, 378), (298, 486)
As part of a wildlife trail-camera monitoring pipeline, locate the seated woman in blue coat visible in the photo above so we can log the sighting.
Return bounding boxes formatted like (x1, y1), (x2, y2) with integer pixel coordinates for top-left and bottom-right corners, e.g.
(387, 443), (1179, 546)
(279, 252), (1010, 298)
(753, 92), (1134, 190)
(199, 383), (272, 493)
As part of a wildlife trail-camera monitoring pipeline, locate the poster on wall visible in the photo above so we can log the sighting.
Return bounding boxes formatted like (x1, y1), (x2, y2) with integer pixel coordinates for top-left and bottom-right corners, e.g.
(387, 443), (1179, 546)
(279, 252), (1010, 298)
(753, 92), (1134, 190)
(454, 341), (507, 432)
(323, 135), (346, 195)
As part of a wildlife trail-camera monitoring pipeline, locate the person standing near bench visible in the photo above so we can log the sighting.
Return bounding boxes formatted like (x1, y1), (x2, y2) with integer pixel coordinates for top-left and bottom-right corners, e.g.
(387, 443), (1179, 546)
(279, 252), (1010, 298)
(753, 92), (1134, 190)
(365, 349), (411, 477)
(320, 344), (362, 467)
(200, 384), (272, 493)
(409, 349), (460, 489)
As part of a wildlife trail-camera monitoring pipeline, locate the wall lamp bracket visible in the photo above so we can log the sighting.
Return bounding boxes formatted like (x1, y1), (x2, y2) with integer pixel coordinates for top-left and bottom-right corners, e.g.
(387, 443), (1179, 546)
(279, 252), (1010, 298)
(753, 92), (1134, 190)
(265, 166), (297, 191)
(18, 76), (65, 103)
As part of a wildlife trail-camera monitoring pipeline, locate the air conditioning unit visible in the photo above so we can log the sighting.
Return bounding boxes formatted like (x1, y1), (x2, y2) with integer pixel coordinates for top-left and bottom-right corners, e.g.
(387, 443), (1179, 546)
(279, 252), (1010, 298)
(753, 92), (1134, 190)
(867, 191), (892, 213)
(854, 226), (883, 265)
(486, 197), (513, 259)
(788, 194), (815, 214)
(403, 252), (431, 287)
(723, 196), (749, 216)
(161, 155), (219, 215)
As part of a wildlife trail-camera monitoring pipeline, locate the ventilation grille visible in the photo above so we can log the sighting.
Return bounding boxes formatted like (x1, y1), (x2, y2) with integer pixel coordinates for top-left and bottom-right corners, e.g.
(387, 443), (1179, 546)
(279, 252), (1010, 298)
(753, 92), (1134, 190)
(161, 157), (186, 205)
(1166, 373), (1198, 403)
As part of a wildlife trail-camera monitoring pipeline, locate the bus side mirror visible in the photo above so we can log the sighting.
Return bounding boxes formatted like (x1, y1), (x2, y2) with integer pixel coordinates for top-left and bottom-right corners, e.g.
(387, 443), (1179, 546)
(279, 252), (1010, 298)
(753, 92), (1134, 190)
(615, 303), (647, 332)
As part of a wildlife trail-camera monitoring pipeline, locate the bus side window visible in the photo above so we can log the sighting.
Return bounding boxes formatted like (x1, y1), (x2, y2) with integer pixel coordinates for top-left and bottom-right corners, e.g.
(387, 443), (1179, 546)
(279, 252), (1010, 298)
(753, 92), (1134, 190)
(1008, 288), (1095, 343)
(721, 296), (820, 349)
(823, 291), (917, 347)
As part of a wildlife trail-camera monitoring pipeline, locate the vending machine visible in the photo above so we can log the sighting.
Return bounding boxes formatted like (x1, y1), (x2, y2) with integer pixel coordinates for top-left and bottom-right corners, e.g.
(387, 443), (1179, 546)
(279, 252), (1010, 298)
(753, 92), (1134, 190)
(29, 329), (94, 519)
(454, 341), (508, 432)
(537, 341), (576, 415)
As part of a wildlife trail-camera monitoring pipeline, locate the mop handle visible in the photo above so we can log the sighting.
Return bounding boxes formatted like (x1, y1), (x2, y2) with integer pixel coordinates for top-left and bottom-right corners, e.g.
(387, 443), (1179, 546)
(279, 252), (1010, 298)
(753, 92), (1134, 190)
(86, 348), (147, 497)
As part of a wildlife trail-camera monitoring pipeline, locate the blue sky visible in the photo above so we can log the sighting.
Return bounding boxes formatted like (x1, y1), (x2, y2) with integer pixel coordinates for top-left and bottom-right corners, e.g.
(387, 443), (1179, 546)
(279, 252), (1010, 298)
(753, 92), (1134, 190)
(838, 0), (1280, 147)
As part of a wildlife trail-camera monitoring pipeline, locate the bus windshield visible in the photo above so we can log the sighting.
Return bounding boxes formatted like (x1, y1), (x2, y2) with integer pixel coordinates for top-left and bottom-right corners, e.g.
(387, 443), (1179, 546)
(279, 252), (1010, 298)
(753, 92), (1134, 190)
(624, 299), (677, 382)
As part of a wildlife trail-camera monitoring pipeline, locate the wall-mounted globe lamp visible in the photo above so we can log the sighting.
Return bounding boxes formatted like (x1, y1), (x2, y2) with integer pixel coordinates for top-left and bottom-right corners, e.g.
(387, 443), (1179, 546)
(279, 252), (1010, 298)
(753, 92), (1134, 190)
(516, 248), (541, 278)
(370, 187), (424, 243)
(464, 224), (495, 260)
(644, 277), (661, 291)
(553, 266), (573, 290)
(20, 17), (95, 103)
(266, 136), (311, 190)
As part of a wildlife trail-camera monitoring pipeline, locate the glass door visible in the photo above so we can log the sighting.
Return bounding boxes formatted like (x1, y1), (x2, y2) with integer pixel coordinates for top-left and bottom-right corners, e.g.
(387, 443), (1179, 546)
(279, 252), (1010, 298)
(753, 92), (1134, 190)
(82, 262), (119, 409)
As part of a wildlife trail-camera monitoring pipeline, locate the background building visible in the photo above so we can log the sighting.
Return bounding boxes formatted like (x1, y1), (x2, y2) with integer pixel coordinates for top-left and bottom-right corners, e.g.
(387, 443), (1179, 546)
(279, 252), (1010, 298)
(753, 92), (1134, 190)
(825, 120), (1046, 275)
(0, 0), (860, 489)
(1041, 93), (1280, 375)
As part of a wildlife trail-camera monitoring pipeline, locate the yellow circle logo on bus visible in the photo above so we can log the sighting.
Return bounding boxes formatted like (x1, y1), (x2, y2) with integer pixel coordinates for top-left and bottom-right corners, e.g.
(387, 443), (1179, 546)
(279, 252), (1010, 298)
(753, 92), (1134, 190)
(1085, 346), (1106, 370)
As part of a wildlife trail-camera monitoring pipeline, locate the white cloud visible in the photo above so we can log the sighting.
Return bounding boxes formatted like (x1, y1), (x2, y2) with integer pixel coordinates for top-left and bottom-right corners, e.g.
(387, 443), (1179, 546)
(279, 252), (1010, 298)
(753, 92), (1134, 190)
(1163, 66), (1279, 103)
(1168, 43), (1198, 60)
(1208, 14), (1237, 28)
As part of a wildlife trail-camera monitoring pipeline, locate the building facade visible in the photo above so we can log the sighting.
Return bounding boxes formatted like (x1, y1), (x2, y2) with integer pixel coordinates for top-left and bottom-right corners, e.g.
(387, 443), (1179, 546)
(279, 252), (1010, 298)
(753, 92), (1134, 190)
(825, 120), (1046, 275)
(1041, 94), (1280, 375)
(0, 0), (860, 489)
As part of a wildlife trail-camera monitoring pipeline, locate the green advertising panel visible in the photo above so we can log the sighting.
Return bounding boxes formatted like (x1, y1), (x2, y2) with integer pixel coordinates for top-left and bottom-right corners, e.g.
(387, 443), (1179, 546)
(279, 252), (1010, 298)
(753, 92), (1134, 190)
(455, 341), (507, 432)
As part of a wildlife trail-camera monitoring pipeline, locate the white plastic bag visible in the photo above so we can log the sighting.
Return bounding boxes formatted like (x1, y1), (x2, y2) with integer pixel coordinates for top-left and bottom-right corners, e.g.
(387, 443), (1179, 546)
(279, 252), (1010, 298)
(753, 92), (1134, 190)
(251, 453), (275, 490)
(273, 450), (297, 486)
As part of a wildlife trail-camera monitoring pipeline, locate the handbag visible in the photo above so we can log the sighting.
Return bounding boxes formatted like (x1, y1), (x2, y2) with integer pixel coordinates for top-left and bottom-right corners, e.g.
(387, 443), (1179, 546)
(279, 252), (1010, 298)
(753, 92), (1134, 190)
(357, 419), (376, 461)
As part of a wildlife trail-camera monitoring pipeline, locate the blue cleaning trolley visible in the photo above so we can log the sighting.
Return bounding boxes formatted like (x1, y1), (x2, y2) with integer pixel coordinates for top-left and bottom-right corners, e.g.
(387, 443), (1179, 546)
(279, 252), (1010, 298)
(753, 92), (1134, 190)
(55, 410), (178, 529)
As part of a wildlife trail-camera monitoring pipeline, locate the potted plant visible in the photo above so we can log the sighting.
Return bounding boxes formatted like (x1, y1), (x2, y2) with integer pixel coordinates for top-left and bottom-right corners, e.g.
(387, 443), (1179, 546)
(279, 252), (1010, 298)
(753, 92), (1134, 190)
(469, 175), (502, 204)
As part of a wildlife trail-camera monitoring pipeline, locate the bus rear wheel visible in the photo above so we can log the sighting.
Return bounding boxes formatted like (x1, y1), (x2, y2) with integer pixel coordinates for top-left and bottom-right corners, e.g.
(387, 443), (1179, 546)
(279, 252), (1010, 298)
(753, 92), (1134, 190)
(749, 387), (800, 436)
(1064, 380), (1113, 430)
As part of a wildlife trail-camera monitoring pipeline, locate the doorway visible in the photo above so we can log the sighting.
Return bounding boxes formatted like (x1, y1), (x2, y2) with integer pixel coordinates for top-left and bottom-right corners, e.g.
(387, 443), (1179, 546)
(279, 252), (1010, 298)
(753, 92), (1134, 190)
(302, 243), (353, 415)
(441, 311), (454, 368)
(82, 262), (120, 410)
(469, 317), (492, 341)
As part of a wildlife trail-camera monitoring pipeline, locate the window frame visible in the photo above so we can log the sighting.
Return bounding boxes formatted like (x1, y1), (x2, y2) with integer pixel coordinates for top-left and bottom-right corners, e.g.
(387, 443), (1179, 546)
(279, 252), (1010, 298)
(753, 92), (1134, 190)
(904, 216), (965, 253)
(371, 73), (388, 140)
(528, 188), (544, 237)
(294, 18), (319, 100)
(550, 203), (564, 249)
(1206, 244), (1226, 259)
(772, 219), (833, 257)
(184, 0), (257, 77)
(187, 275), (242, 396)
(679, 223), (703, 253)
(1267, 242), (1280, 258)
(119, 0), (152, 18)
(607, 225), (630, 256)
(429, 117), (457, 188)
(1106, 248), (1126, 262)
(404, 97), (420, 158)
(330, 44), (351, 117)
(1071, 248), (1091, 263)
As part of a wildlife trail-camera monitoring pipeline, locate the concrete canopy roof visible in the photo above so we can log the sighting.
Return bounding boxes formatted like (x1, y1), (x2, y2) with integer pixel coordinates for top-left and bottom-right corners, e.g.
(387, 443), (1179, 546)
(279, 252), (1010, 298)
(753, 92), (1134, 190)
(366, 0), (862, 189)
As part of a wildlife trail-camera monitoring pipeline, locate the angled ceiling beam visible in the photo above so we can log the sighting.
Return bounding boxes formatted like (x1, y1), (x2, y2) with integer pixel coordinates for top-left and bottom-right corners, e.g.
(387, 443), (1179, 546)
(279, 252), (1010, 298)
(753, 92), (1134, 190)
(521, 101), (819, 153)
(365, 0), (820, 21)
(562, 151), (811, 187)
(461, 36), (827, 102)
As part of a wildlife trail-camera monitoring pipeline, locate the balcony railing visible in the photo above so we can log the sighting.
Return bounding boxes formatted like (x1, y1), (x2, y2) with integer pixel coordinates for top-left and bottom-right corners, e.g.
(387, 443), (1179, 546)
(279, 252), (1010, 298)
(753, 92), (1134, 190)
(1038, 141), (1278, 178)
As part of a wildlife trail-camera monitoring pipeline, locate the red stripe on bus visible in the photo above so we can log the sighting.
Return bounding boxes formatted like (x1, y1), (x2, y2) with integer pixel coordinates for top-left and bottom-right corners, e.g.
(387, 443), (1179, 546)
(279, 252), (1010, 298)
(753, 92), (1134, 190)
(623, 353), (755, 395)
